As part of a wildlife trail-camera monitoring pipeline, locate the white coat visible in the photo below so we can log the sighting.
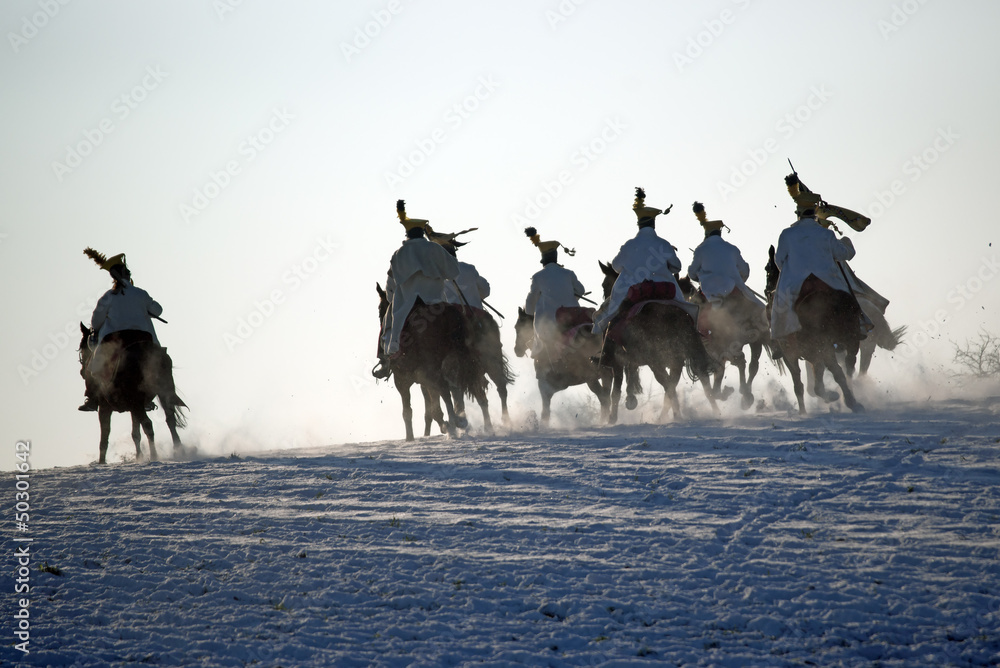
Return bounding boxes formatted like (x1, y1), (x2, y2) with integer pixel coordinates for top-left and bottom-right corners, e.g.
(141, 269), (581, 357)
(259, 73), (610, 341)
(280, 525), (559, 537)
(687, 234), (764, 308)
(382, 237), (461, 355)
(594, 226), (685, 334)
(444, 261), (490, 309)
(524, 262), (586, 354)
(770, 217), (856, 339)
(91, 280), (162, 344)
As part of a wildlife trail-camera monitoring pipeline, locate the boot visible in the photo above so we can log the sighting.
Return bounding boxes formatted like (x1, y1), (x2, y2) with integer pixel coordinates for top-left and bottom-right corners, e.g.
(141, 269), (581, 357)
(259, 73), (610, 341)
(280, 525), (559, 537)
(371, 356), (392, 380)
(78, 397), (98, 411)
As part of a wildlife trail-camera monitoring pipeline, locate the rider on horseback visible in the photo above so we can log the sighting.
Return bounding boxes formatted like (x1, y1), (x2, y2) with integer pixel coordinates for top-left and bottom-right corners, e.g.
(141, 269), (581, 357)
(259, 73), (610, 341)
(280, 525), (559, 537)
(79, 248), (163, 412)
(770, 177), (869, 343)
(373, 200), (461, 379)
(686, 201), (768, 342)
(522, 226), (587, 365)
(425, 224), (490, 311)
(593, 187), (690, 340)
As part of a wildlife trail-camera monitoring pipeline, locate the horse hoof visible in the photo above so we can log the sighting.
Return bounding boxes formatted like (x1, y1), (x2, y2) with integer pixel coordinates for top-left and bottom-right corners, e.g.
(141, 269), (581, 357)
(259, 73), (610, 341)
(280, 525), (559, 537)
(824, 391), (840, 403)
(850, 402), (866, 413)
(625, 395), (638, 411)
(454, 416), (469, 430)
(720, 386), (735, 401)
(741, 393), (754, 410)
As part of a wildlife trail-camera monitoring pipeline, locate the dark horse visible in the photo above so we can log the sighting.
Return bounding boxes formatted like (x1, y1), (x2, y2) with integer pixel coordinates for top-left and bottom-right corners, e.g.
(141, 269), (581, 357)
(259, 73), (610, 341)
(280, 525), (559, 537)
(598, 263), (719, 423)
(376, 285), (493, 440)
(764, 245), (865, 413)
(676, 275), (774, 410)
(513, 307), (610, 425)
(79, 323), (186, 464)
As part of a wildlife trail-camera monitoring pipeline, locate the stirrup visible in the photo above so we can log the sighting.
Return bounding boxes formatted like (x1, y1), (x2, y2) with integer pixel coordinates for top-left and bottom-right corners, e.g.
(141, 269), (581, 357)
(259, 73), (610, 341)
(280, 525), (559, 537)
(371, 361), (392, 379)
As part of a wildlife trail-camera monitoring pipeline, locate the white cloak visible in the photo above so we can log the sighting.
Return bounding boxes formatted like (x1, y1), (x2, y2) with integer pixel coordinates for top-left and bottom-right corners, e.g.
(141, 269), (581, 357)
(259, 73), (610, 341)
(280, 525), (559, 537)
(524, 262), (586, 354)
(444, 261), (490, 310)
(91, 280), (162, 344)
(382, 237), (461, 354)
(770, 217), (856, 339)
(687, 234), (763, 308)
(594, 226), (685, 334)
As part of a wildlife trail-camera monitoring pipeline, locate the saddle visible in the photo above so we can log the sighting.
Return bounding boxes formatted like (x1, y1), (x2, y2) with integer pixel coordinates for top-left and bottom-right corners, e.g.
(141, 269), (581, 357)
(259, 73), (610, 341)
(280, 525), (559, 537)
(555, 306), (596, 347)
(607, 281), (690, 345)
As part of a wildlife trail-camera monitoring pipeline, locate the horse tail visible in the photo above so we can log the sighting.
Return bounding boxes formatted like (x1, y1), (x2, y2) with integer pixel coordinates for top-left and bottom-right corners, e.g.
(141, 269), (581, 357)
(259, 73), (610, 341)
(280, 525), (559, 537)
(880, 324), (907, 351)
(683, 317), (712, 382)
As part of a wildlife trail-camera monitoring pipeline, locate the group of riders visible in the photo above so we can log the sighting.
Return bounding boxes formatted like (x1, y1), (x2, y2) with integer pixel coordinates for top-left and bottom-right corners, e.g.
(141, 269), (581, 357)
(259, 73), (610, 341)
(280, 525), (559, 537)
(372, 171), (888, 404)
(75, 170), (888, 429)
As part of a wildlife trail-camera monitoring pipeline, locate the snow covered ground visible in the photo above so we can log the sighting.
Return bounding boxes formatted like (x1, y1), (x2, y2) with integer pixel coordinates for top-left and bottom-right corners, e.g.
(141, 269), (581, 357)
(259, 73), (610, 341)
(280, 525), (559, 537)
(8, 385), (1000, 666)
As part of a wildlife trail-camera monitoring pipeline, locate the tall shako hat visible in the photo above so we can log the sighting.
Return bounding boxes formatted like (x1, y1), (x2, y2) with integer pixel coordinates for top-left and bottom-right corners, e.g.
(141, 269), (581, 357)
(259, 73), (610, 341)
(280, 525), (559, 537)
(692, 202), (724, 232)
(426, 224), (478, 252)
(396, 199), (428, 231)
(83, 247), (127, 273)
(633, 187), (668, 222)
(784, 173), (822, 216)
(524, 227), (575, 256)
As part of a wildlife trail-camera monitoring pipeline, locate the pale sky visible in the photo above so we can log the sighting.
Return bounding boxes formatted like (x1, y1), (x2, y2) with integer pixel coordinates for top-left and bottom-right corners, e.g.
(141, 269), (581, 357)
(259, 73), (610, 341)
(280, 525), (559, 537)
(3, 1), (999, 470)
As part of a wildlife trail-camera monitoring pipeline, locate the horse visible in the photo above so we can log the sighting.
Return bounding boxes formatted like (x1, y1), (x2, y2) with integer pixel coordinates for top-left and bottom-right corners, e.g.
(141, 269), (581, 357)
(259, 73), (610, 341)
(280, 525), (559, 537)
(676, 275), (774, 410)
(513, 306), (610, 425)
(598, 262), (719, 423)
(764, 245), (865, 413)
(376, 285), (491, 440)
(78, 323), (186, 464)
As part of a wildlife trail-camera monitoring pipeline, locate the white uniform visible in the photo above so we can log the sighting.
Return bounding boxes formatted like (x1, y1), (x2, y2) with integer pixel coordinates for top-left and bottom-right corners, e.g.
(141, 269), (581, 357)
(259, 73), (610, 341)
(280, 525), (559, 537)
(770, 217), (855, 339)
(594, 227), (685, 334)
(444, 261), (490, 309)
(91, 280), (162, 344)
(382, 237), (461, 355)
(524, 263), (586, 356)
(687, 234), (763, 308)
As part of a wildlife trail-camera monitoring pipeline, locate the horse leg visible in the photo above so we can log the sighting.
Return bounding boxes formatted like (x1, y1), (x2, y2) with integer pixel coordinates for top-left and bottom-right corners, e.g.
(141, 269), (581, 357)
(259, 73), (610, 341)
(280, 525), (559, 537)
(786, 356), (807, 414)
(712, 363), (734, 401)
(98, 406), (112, 464)
(475, 384), (493, 434)
(421, 386), (435, 437)
(603, 364), (622, 425)
(825, 353), (864, 412)
(650, 365), (682, 422)
(586, 377), (610, 423)
(397, 382), (415, 441)
(859, 340), (874, 376)
(624, 364), (641, 411)
(439, 386), (468, 435)
(538, 378), (555, 426)
(130, 412), (144, 460)
(492, 375), (511, 427)
(744, 342), (762, 410)
(139, 411), (157, 462)
(812, 359), (840, 403)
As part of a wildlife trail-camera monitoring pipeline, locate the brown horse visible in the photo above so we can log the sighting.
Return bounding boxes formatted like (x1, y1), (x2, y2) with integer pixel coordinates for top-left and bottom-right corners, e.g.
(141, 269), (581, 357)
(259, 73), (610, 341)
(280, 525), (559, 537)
(376, 285), (493, 440)
(513, 307), (610, 425)
(79, 323), (186, 464)
(764, 245), (865, 413)
(676, 275), (774, 410)
(598, 262), (719, 422)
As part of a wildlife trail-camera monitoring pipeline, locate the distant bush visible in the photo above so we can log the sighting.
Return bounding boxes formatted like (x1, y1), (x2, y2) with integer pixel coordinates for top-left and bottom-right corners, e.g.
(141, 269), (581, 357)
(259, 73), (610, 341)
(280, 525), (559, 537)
(952, 329), (1000, 378)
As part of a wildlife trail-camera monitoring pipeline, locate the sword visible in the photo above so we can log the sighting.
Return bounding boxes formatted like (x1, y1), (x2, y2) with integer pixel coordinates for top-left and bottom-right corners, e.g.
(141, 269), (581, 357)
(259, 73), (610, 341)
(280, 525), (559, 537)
(481, 299), (505, 320)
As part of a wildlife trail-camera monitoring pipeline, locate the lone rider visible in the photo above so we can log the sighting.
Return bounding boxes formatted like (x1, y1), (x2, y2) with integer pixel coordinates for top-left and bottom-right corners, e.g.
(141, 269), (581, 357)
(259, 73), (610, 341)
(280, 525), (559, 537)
(79, 248), (163, 411)
(373, 200), (460, 379)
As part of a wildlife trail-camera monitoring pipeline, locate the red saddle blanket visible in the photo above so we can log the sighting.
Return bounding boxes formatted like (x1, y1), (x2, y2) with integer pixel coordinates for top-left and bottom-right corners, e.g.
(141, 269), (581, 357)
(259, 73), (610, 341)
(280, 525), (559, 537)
(626, 280), (675, 303)
(555, 306), (596, 347)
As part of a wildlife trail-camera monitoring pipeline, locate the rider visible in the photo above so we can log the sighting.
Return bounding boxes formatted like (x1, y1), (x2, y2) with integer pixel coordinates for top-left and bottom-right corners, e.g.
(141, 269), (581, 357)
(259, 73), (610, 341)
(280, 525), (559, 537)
(686, 201), (767, 337)
(425, 224), (490, 310)
(769, 178), (864, 342)
(373, 200), (461, 379)
(522, 226), (587, 364)
(79, 248), (163, 411)
(593, 187), (687, 337)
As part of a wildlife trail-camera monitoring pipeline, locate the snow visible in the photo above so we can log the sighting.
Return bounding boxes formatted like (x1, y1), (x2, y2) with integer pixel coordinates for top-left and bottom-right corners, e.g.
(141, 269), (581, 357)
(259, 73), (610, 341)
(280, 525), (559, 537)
(9, 391), (1000, 666)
